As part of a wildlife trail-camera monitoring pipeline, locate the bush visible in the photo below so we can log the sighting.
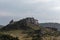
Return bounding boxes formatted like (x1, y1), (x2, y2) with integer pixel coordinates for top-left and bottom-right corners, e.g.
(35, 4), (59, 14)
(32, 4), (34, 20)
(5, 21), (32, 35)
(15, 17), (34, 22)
(0, 34), (19, 40)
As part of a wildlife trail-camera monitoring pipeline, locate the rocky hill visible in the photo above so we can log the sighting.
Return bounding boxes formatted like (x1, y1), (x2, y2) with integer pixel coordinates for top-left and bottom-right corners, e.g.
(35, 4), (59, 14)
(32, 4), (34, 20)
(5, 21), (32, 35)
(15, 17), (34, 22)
(1, 17), (40, 30)
(0, 17), (60, 40)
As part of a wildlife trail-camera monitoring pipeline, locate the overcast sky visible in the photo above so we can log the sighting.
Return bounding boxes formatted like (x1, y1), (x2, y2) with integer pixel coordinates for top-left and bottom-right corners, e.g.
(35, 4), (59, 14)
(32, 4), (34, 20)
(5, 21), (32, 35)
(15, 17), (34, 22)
(0, 0), (60, 25)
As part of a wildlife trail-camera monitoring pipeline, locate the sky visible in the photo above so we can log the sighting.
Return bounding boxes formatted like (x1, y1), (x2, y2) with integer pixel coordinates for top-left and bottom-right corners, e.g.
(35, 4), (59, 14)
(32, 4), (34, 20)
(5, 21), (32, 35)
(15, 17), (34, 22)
(0, 0), (60, 25)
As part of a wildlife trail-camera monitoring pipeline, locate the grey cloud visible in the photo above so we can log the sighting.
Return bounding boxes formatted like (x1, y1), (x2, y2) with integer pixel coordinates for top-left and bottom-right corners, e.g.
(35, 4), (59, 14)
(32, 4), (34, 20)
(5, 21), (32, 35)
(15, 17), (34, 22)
(0, 0), (60, 25)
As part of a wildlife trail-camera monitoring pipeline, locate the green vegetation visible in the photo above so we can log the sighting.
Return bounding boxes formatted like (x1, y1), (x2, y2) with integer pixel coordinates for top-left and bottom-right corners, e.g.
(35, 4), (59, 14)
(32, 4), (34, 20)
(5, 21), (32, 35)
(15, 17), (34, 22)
(0, 34), (19, 40)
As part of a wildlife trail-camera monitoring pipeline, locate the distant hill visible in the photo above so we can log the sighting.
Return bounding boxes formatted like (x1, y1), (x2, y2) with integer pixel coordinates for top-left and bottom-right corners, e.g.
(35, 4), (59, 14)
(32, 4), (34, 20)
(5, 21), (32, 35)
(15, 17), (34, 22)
(0, 25), (3, 28)
(40, 23), (60, 31)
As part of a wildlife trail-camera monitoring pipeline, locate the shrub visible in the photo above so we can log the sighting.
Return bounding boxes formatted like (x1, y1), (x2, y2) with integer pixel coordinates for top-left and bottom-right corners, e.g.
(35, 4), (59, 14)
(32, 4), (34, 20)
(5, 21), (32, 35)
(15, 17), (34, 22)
(0, 34), (19, 40)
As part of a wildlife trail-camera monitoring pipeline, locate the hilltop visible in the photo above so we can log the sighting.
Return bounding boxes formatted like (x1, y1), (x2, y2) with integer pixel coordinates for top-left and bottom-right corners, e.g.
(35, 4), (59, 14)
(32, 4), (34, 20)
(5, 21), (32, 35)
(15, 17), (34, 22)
(1, 17), (40, 30)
